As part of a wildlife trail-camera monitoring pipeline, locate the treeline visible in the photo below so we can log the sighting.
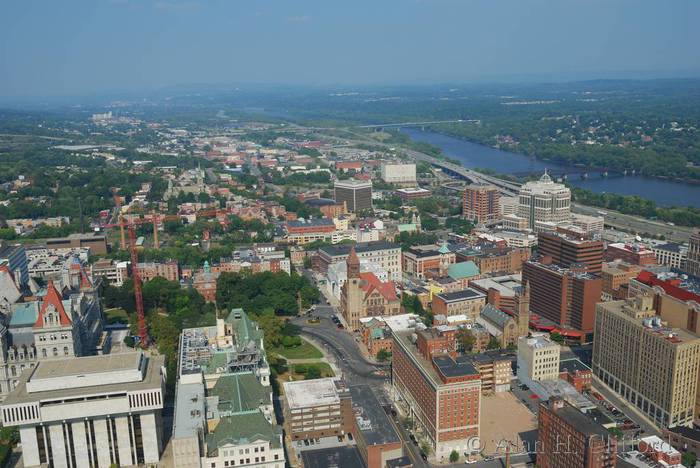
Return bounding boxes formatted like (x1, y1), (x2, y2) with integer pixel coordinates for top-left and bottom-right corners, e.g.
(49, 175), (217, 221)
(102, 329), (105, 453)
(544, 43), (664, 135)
(571, 188), (700, 227)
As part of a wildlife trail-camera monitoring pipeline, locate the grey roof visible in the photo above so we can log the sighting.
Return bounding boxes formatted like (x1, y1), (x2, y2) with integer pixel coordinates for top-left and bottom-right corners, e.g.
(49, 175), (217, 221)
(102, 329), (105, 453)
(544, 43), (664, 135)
(348, 384), (400, 446)
(287, 218), (334, 228)
(205, 412), (282, 455)
(544, 400), (609, 438)
(435, 288), (485, 303)
(301, 446), (366, 468)
(432, 354), (478, 379)
(654, 243), (683, 253)
(319, 241), (399, 257)
(479, 304), (513, 329)
(172, 381), (205, 440)
(559, 358), (591, 374)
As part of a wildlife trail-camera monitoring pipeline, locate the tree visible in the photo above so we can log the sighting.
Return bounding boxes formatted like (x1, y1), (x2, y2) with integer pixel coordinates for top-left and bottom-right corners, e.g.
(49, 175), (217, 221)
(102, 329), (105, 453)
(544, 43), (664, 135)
(305, 366), (322, 379)
(420, 442), (431, 457)
(376, 349), (392, 362)
(457, 328), (476, 353)
(487, 336), (501, 350)
(550, 332), (564, 344)
(449, 450), (459, 463)
(682, 451), (697, 468)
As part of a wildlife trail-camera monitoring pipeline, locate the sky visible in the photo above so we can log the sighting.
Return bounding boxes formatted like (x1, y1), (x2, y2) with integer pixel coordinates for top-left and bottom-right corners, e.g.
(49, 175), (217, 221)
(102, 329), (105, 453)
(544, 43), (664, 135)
(1, 0), (700, 99)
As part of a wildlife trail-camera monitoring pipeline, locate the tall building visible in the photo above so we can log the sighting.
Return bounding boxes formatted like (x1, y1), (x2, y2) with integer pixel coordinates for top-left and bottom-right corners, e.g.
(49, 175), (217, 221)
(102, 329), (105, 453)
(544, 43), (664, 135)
(381, 163), (417, 185)
(592, 295), (700, 428)
(0, 243), (28, 288)
(516, 172), (571, 229)
(517, 332), (561, 384)
(537, 398), (617, 468)
(392, 330), (481, 458)
(334, 180), (372, 213)
(462, 184), (501, 223)
(523, 260), (602, 337)
(537, 232), (604, 274)
(0, 352), (165, 468)
(284, 378), (354, 442)
(687, 231), (700, 277)
(171, 309), (284, 468)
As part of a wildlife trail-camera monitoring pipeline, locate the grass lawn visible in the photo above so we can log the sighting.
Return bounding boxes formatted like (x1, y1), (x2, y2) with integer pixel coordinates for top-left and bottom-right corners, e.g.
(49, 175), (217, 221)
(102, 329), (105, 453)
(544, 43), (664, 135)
(104, 308), (129, 324)
(271, 339), (323, 360)
(278, 362), (335, 383)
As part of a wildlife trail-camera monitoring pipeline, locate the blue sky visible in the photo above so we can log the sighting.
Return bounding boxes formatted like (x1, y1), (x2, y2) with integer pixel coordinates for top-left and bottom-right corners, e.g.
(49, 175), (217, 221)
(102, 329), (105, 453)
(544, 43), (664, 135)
(1, 0), (699, 98)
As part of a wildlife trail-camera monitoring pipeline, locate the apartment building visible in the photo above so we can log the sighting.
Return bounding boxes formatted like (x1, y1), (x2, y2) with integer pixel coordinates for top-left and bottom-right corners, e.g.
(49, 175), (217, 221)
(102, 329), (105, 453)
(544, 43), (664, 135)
(137, 260), (179, 282)
(91, 258), (129, 286)
(592, 295), (700, 428)
(462, 184), (501, 223)
(392, 330), (481, 458)
(316, 241), (402, 281)
(606, 242), (657, 266)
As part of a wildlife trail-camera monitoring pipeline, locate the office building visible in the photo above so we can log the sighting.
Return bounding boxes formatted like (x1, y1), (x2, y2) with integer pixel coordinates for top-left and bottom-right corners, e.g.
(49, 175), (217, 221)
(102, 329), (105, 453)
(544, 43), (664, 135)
(349, 385), (403, 468)
(537, 398), (617, 468)
(90, 258), (129, 287)
(171, 309), (283, 468)
(137, 260), (179, 282)
(652, 243), (688, 269)
(334, 180), (372, 212)
(592, 295), (700, 428)
(462, 184), (501, 223)
(392, 330), (481, 458)
(515, 172), (571, 229)
(402, 242), (456, 279)
(431, 289), (486, 323)
(455, 244), (531, 275)
(316, 241), (402, 281)
(538, 231), (604, 274)
(285, 218), (336, 245)
(395, 187), (431, 201)
(283, 378), (354, 442)
(470, 351), (513, 394)
(687, 231), (700, 277)
(601, 261), (642, 301)
(523, 260), (602, 337)
(517, 332), (561, 384)
(606, 243), (657, 266)
(44, 233), (108, 255)
(0, 352), (165, 468)
(0, 243), (28, 288)
(381, 163), (417, 185)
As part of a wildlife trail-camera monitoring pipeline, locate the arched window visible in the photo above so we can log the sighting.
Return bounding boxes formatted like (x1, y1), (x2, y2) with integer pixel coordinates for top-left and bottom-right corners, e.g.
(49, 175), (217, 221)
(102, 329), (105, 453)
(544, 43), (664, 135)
(10, 366), (16, 377)
(63, 347), (69, 356)
(52, 348), (58, 357)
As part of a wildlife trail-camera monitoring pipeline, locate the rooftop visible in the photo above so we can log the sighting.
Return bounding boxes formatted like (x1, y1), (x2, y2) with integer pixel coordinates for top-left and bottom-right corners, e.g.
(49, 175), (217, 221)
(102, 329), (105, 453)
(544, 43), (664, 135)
(284, 378), (342, 409)
(432, 354), (479, 380)
(559, 358), (591, 375)
(300, 446), (366, 468)
(435, 288), (486, 303)
(205, 412), (282, 456)
(319, 240), (399, 257)
(547, 400), (609, 438)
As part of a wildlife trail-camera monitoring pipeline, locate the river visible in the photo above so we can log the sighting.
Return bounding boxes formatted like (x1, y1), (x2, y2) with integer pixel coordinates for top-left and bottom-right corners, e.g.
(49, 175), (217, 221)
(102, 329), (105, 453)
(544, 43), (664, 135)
(401, 128), (700, 209)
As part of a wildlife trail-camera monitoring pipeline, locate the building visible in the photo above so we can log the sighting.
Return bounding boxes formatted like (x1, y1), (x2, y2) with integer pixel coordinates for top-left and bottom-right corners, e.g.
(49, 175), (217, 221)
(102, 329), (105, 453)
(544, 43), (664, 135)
(537, 398), (617, 468)
(592, 295), (700, 428)
(0, 243), (28, 287)
(517, 333), (561, 384)
(663, 426), (700, 463)
(601, 261), (642, 301)
(137, 260), (180, 282)
(477, 294), (529, 349)
(44, 233), (108, 255)
(455, 244), (530, 275)
(304, 198), (347, 219)
(191, 261), (219, 302)
(395, 187), (431, 201)
(392, 330), (481, 458)
(341, 248), (400, 330)
(316, 241), (402, 281)
(335, 180), (372, 213)
(559, 358), (593, 393)
(90, 258), (129, 287)
(606, 243), (657, 267)
(515, 172), (571, 229)
(687, 231), (700, 277)
(0, 278), (104, 399)
(431, 289), (486, 323)
(402, 242), (456, 279)
(470, 274), (522, 313)
(470, 351), (513, 394)
(0, 352), (165, 468)
(462, 184), (501, 223)
(523, 260), (602, 338)
(283, 378), (354, 442)
(638, 435), (682, 466)
(538, 231), (604, 274)
(652, 243), (688, 269)
(171, 309), (283, 468)
(300, 447), (366, 468)
(326, 258), (388, 300)
(285, 218), (336, 245)
(381, 163), (417, 185)
(349, 385), (403, 468)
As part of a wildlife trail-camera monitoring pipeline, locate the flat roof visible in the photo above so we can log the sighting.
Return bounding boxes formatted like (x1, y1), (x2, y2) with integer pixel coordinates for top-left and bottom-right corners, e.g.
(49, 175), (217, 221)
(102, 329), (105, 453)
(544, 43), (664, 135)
(172, 381), (205, 440)
(433, 355), (478, 379)
(284, 378), (340, 409)
(319, 241), (399, 257)
(435, 288), (485, 303)
(349, 384), (401, 446)
(547, 401), (609, 438)
(300, 446), (366, 468)
(559, 358), (591, 374)
(32, 352), (141, 380)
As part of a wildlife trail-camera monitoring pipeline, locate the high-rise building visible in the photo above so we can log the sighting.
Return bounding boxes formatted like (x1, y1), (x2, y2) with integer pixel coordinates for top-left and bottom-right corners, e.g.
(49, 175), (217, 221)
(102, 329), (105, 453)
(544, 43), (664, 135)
(381, 163), (417, 185)
(0, 243), (28, 287)
(516, 172), (571, 229)
(462, 184), (501, 223)
(687, 231), (700, 276)
(517, 332), (561, 384)
(523, 260), (602, 337)
(592, 295), (700, 428)
(392, 330), (481, 458)
(537, 232), (604, 274)
(537, 398), (617, 468)
(334, 180), (372, 213)
(1, 352), (165, 468)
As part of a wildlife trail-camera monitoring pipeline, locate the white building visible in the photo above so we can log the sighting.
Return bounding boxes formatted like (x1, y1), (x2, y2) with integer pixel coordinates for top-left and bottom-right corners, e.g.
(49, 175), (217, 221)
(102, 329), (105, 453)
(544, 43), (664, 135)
(326, 259), (389, 299)
(1, 352), (165, 468)
(652, 243), (688, 269)
(517, 332), (560, 384)
(515, 172), (571, 229)
(381, 163), (416, 185)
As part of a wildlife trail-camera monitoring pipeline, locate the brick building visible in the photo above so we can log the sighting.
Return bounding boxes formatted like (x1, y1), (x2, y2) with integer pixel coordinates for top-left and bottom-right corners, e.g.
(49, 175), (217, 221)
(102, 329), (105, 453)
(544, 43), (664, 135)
(431, 289), (486, 323)
(456, 245), (530, 275)
(558, 358), (592, 393)
(538, 232), (604, 274)
(137, 260), (179, 282)
(402, 243), (456, 280)
(605, 242), (657, 266)
(284, 378), (354, 442)
(600, 261), (642, 301)
(462, 184), (501, 223)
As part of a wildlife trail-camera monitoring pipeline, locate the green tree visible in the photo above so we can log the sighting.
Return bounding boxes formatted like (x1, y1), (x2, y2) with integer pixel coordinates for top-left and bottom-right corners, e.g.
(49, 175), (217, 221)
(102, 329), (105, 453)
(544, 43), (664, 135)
(682, 451), (697, 468)
(376, 349), (392, 362)
(457, 328), (476, 353)
(487, 336), (501, 350)
(305, 366), (322, 379)
(449, 450), (459, 463)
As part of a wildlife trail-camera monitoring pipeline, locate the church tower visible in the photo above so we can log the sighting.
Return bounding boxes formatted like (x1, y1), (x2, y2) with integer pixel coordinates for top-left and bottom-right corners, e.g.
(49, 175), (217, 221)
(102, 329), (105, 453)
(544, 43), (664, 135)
(341, 247), (364, 330)
(516, 281), (530, 338)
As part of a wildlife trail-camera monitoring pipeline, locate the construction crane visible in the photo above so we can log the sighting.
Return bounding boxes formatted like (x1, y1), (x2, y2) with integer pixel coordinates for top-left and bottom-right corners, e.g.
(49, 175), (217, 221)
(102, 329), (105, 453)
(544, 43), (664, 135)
(127, 222), (150, 348)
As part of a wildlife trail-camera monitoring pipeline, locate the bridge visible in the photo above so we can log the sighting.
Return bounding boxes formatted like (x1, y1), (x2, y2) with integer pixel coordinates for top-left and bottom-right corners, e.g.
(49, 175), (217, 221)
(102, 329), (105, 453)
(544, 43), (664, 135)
(356, 119), (480, 129)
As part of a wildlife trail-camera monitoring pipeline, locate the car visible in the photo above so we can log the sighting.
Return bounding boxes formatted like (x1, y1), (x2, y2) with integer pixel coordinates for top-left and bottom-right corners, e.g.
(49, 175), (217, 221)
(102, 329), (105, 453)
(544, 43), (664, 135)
(337, 324), (344, 329)
(420, 453), (428, 461)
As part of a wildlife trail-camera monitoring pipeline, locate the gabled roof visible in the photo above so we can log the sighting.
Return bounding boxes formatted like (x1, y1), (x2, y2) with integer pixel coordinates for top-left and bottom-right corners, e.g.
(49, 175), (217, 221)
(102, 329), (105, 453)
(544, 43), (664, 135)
(205, 412), (282, 455)
(480, 304), (514, 329)
(448, 261), (480, 280)
(359, 272), (397, 301)
(33, 280), (72, 328)
(210, 373), (270, 415)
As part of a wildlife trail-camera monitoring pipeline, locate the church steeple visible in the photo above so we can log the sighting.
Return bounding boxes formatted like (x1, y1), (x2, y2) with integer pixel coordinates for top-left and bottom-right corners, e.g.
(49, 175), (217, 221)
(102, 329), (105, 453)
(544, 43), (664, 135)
(347, 246), (360, 279)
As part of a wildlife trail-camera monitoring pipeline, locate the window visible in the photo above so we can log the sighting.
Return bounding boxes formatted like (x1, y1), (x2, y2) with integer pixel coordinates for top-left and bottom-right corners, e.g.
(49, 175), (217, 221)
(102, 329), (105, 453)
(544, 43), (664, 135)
(52, 348), (58, 357)
(42, 349), (47, 358)
(63, 347), (69, 356)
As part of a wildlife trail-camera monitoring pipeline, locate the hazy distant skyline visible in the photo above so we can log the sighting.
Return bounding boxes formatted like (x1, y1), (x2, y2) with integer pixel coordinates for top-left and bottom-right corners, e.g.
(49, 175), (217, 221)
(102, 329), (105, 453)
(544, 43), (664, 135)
(1, 0), (699, 100)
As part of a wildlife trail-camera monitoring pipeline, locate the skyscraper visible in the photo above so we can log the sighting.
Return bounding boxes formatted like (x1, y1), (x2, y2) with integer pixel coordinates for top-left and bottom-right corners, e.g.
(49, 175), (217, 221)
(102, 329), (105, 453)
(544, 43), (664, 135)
(462, 184), (501, 223)
(516, 172), (571, 229)
(334, 180), (372, 213)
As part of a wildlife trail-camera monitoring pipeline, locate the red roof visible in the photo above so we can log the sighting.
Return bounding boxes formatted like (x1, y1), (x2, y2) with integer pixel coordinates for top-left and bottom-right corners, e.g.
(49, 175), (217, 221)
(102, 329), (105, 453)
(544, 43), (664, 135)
(636, 270), (700, 303)
(359, 272), (397, 301)
(34, 280), (72, 328)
